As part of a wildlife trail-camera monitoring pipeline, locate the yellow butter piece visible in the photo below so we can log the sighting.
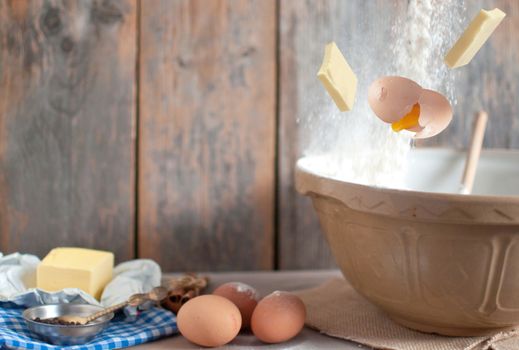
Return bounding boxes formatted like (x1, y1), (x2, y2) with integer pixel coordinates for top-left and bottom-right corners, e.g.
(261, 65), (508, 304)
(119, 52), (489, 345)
(317, 42), (358, 111)
(445, 8), (506, 68)
(37, 247), (114, 300)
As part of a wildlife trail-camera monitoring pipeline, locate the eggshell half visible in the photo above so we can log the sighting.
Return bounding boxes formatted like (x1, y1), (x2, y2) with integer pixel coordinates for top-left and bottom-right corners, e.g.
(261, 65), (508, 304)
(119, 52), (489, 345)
(177, 295), (242, 347)
(415, 89), (453, 139)
(368, 76), (422, 123)
(213, 282), (259, 329)
(251, 291), (306, 343)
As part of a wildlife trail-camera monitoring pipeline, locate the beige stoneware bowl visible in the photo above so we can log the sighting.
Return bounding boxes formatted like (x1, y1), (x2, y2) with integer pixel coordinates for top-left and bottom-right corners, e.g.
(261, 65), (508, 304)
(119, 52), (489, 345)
(296, 148), (519, 336)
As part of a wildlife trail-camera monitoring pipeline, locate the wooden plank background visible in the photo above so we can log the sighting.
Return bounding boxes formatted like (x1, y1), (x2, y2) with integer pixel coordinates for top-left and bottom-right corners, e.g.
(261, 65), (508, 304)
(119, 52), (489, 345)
(138, 0), (276, 271)
(0, 0), (136, 262)
(0, 0), (518, 270)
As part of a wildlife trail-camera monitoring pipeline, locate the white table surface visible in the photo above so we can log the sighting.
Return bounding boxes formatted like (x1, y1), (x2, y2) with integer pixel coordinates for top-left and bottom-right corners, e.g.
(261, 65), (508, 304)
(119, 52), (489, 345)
(132, 270), (368, 349)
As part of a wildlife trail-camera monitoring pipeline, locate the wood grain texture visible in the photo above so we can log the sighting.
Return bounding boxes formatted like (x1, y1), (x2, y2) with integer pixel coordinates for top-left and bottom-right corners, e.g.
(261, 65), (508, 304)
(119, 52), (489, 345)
(1, 0), (516, 271)
(278, 0), (406, 269)
(421, 0), (519, 149)
(139, 0), (276, 271)
(0, 0), (136, 262)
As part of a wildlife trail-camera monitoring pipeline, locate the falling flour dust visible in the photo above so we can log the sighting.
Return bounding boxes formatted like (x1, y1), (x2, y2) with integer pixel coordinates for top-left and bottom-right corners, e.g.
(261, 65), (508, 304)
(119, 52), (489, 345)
(302, 0), (465, 188)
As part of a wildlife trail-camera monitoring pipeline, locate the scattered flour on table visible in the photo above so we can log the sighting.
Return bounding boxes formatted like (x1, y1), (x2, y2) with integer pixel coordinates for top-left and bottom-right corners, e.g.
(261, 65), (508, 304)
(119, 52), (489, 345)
(301, 0), (465, 189)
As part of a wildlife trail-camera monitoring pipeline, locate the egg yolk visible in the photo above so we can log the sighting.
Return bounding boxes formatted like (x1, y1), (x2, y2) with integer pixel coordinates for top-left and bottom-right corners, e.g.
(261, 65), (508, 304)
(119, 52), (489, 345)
(391, 103), (420, 132)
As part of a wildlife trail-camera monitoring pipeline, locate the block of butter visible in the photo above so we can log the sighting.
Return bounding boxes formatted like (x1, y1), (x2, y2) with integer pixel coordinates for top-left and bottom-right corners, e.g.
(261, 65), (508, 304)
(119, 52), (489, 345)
(318, 42), (357, 111)
(37, 247), (114, 300)
(445, 8), (506, 68)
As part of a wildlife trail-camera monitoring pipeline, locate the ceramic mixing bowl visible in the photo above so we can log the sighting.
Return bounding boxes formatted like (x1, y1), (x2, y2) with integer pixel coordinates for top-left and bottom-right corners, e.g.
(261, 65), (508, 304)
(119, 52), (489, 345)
(296, 148), (519, 336)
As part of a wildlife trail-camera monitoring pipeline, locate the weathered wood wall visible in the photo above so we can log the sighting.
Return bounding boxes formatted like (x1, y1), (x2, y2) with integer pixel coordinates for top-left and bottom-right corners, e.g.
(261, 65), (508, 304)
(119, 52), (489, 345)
(0, 0), (518, 270)
(0, 0), (136, 262)
(138, 0), (276, 271)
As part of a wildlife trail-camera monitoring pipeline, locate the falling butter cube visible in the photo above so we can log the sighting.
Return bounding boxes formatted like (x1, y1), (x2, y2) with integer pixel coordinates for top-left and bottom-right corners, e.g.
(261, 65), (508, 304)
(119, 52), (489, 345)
(317, 42), (358, 111)
(445, 8), (506, 68)
(37, 247), (114, 300)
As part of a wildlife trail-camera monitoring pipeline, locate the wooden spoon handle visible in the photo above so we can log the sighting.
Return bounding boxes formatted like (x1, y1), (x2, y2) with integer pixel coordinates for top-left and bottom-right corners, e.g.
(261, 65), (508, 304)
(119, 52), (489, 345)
(86, 301), (129, 323)
(460, 111), (488, 195)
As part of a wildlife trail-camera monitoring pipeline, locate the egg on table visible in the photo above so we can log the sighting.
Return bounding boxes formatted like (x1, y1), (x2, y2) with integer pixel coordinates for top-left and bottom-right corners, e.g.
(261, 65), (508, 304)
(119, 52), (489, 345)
(213, 282), (260, 329)
(177, 295), (242, 347)
(368, 76), (453, 139)
(251, 291), (306, 343)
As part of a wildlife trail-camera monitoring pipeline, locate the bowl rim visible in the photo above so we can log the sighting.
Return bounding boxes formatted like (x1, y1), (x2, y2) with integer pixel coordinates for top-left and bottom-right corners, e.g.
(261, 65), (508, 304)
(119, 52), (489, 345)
(22, 304), (114, 328)
(297, 148), (519, 203)
(296, 148), (519, 224)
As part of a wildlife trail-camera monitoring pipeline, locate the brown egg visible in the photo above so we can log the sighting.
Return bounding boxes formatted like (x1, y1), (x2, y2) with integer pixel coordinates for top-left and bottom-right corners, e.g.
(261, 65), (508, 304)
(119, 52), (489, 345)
(368, 76), (453, 139)
(368, 76), (422, 123)
(213, 282), (259, 329)
(415, 89), (453, 139)
(177, 295), (242, 347)
(251, 291), (306, 343)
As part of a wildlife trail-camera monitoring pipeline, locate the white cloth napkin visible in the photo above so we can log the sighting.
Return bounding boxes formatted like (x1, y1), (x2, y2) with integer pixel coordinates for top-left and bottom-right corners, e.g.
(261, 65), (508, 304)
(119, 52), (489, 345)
(0, 252), (161, 308)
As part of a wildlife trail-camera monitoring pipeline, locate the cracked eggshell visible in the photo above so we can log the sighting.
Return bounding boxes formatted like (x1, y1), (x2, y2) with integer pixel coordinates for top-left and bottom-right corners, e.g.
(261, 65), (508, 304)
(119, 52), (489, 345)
(415, 89), (453, 139)
(368, 76), (422, 123)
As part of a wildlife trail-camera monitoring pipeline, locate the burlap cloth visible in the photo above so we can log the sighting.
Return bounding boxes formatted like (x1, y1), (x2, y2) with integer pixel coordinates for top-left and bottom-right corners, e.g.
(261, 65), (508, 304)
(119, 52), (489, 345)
(295, 278), (519, 350)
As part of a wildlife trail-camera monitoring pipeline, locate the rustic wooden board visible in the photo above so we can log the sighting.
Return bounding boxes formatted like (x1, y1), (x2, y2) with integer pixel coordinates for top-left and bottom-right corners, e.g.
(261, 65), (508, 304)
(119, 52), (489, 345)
(1, 0), (516, 271)
(0, 0), (137, 262)
(421, 0), (519, 149)
(138, 0), (276, 271)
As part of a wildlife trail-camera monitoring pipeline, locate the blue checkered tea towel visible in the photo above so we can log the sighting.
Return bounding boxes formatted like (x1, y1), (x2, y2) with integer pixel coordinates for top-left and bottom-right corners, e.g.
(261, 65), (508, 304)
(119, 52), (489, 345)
(0, 304), (177, 350)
